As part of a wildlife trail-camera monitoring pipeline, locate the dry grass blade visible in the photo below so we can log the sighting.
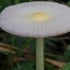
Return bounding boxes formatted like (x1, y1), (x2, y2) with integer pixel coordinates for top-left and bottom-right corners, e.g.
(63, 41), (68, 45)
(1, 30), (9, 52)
(0, 42), (30, 54)
(0, 43), (18, 50)
(0, 43), (18, 53)
(45, 58), (66, 68)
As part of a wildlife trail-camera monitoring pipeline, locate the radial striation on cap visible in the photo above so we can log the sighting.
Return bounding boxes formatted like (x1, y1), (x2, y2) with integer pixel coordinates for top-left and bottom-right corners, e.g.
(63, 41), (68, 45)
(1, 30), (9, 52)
(0, 1), (70, 38)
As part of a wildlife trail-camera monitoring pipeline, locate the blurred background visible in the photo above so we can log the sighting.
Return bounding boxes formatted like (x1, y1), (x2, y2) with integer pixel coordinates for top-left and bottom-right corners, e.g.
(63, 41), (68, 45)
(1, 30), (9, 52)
(0, 0), (70, 70)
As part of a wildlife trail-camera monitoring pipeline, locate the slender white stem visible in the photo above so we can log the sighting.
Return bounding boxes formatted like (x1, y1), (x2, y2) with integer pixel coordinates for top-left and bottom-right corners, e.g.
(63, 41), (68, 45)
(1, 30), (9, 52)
(36, 38), (44, 70)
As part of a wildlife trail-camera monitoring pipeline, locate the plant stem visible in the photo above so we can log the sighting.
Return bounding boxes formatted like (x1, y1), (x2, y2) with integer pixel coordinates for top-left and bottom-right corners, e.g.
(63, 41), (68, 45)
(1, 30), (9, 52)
(44, 53), (63, 59)
(15, 38), (34, 57)
(36, 38), (44, 70)
(8, 35), (15, 70)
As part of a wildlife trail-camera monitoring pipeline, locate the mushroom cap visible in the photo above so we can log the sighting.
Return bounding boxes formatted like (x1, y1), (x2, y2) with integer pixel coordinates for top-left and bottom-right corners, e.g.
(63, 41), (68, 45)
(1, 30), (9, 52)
(0, 1), (70, 38)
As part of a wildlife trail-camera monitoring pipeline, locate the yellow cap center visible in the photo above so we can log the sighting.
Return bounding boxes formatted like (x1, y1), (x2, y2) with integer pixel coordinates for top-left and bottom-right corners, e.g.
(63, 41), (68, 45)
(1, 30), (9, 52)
(30, 12), (50, 22)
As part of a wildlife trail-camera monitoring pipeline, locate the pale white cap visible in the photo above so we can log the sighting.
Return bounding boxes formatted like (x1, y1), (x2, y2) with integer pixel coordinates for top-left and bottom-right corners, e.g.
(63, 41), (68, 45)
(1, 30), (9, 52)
(0, 2), (70, 38)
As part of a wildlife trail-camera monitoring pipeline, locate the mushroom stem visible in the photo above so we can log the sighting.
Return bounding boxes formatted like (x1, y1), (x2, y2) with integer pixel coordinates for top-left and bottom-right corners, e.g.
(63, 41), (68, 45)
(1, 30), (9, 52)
(36, 38), (44, 70)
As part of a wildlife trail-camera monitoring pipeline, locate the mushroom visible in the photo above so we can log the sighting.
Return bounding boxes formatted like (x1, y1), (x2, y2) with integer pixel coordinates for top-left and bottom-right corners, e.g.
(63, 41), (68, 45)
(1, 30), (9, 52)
(0, 1), (70, 70)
